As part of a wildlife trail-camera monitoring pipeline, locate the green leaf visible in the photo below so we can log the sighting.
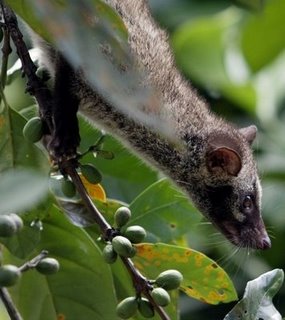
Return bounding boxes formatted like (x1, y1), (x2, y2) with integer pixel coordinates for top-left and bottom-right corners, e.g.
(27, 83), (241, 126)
(108, 258), (178, 320)
(233, 0), (265, 11)
(5, 1), (50, 40)
(19, 104), (39, 120)
(224, 269), (284, 319)
(55, 195), (126, 228)
(78, 118), (158, 202)
(9, 205), (117, 320)
(172, 8), (240, 88)
(150, 0), (230, 30)
(221, 83), (256, 114)
(171, 8), (257, 112)
(0, 221), (41, 259)
(134, 243), (238, 305)
(0, 106), (48, 171)
(0, 169), (48, 214)
(0, 203), (53, 259)
(241, 0), (285, 71)
(129, 179), (201, 244)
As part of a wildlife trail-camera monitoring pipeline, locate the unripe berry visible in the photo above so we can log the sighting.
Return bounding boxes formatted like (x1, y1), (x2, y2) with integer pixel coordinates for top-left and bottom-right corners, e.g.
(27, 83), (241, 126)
(155, 269), (183, 291)
(102, 244), (117, 264)
(114, 207), (131, 228)
(61, 179), (76, 198)
(80, 164), (102, 184)
(112, 236), (136, 258)
(124, 225), (146, 243)
(7, 213), (24, 231)
(36, 258), (60, 275)
(116, 297), (138, 319)
(23, 117), (43, 143)
(138, 298), (154, 318)
(151, 287), (170, 306)
(0, 265), (21, 287)
(0, 215), (17, 237)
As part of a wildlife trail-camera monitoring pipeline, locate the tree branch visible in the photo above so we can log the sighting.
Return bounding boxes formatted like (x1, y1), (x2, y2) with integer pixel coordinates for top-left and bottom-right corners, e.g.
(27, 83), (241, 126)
(64, 162), (171, 320)
(121, 257), (171, 320)
(1, 3), (171, 319)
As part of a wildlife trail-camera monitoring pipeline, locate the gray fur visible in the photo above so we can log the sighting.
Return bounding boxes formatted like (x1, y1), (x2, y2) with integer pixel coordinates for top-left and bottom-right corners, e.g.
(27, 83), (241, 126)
(32, 0), (270, 249)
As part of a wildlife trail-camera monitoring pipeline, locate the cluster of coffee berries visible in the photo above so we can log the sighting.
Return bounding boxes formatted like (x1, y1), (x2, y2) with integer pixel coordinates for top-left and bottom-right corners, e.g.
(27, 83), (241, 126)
(56, 159), (104, 199)
(23, 118), (104, 197)
(102, 207), (146, 264)
(0, 257), (59, 288)
(0, 213), (23, 237)
(116, 269), (183, 319)
(60, 163), (102, 198)
(0, 214), (59, 287)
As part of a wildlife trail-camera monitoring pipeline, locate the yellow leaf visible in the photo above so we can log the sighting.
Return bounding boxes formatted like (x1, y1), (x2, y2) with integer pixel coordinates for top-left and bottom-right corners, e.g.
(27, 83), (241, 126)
(134, 243), (238, 304)
(80, 174), (106, 202)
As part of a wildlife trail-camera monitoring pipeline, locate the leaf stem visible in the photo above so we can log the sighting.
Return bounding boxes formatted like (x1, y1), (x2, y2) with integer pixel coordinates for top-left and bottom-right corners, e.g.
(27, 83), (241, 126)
(0, 288), (22, 320)
(18, 250), (49, 273)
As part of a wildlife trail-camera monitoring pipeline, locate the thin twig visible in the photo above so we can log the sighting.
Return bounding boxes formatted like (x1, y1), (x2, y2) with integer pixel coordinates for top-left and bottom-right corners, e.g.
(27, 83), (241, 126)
(0, 250), (48, 320)
(64, 162), (112, 238)
(1, 3), (54, 134)
(0, 28), (11, 88)
(121, 257), (171, 320)
(0, 25), (11, 108)
(18, 250), (48, 273)
(0, 288), (22, 320)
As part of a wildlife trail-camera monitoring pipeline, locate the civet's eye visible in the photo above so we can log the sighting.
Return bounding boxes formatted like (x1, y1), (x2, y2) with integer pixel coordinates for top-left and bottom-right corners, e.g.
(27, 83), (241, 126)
(243, 195), (253, 210)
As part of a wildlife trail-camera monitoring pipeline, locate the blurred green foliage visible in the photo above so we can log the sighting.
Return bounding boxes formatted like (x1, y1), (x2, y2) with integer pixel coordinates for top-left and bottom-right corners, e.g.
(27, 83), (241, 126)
(150, 0), (285, 318)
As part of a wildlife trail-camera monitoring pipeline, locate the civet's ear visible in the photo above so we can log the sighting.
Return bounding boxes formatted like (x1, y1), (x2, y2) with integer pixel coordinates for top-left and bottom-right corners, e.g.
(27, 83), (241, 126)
(239, 125), (257, 145)
(206, 147), (242, 177)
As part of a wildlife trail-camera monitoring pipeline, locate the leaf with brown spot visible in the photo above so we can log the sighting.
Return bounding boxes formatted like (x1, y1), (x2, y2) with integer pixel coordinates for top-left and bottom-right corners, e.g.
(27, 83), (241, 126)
(134, 243), (238, 304)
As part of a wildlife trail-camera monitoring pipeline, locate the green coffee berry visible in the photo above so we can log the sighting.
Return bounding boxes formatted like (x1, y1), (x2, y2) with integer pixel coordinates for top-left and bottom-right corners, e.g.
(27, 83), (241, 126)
(0, 215), (17, 237)
(114, 207), (131, 228)
(151, 287), (170, 306)
(80, 164), (102, 184)
(138, 298), (154, 318)
(61, 178), (76, 198)
(155, 269), (183, 291)
(0, 265), (21, 287)
(124, 225), (146, 243)
(116, 297), (138, 319)
(23, 117), (43, 143)
(36, 258), (60, 275)
(102, 244), (117, 264)
(7, 213), (23, 231)
(112, 236), (136, 258)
